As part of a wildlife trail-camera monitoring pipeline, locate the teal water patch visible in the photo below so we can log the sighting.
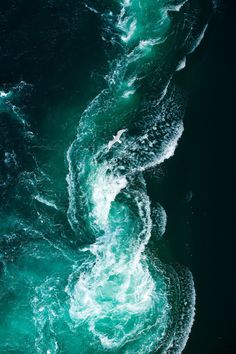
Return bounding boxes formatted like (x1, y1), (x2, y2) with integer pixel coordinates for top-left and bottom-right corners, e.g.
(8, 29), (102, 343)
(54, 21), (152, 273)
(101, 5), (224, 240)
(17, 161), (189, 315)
(0, 0), (211, 353)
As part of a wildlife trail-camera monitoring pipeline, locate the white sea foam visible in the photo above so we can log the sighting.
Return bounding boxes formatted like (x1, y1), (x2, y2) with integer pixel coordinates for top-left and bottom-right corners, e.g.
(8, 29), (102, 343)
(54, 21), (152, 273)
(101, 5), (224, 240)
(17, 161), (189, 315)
(66, 142), (79, 232)
(166, 0), (188, 13)
(34, 195), (58, 210)
(165, 269), (196, 354)
(152, 203), (167, 239)
(89, 164), (127, 227)
(12, 104), (28, 126)
(138, 39), (159, 50)
(0, 90), (11, 98)
(176, 57), (186, 71)
(67, 186), (163, 350)
(188, 24), (208, 54)
(122, 89), (136, 98)
(127, 75), (137, 87)
(117, 0), (137, 43)
(65, 1), (200, 352)
(84, 2), (99, 14)
(137, 121), (184, 172)
(121, 19), (137, 42)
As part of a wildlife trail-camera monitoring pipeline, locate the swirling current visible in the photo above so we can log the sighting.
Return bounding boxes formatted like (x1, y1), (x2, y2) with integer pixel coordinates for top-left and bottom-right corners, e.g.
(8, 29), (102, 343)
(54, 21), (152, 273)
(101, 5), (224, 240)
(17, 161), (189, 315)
(0, 1), (212, 353)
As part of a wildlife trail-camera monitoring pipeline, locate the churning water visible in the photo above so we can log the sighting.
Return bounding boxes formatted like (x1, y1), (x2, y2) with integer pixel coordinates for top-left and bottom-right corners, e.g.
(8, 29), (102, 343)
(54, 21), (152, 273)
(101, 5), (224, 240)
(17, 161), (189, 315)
(0, 0), (212, 353)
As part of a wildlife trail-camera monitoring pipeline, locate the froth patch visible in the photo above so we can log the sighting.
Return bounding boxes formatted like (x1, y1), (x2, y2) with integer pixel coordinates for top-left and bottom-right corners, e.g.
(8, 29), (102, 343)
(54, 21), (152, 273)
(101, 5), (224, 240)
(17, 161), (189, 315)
(151, 203), (167, 239)
(89, 163), (127, 228)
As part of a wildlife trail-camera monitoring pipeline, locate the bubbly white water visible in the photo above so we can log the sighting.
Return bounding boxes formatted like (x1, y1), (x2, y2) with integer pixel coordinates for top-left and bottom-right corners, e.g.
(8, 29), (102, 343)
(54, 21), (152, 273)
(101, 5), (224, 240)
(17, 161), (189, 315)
(34, 195), (58, 210)
(64, 1), (207, 353)
(0, 1), (211, 353)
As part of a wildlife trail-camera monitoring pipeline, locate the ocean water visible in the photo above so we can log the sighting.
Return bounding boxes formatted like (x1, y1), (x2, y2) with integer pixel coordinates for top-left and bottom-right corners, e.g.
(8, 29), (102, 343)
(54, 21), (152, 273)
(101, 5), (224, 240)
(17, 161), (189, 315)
(0, 1), (220, 353)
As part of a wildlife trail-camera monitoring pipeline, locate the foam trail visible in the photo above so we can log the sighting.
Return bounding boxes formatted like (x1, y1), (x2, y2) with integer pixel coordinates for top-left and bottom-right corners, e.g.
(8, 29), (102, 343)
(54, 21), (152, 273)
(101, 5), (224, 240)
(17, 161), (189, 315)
(34, 195), (58, 210)
(188, 24), (209, 54)
(64, 0), (209, 353)
(84, 2), (99, 14)
(0, 1), (211, 353)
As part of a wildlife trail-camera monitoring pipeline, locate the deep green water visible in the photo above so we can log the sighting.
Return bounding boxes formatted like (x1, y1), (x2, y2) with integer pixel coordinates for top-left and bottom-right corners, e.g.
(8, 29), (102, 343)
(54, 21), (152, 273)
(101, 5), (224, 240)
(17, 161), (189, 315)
(0, 1), (219, 353)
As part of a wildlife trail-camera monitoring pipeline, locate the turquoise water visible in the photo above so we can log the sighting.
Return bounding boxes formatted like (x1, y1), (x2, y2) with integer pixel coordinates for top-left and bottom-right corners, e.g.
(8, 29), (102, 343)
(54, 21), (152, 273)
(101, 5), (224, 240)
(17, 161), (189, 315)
(0, 1), (211, 353)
